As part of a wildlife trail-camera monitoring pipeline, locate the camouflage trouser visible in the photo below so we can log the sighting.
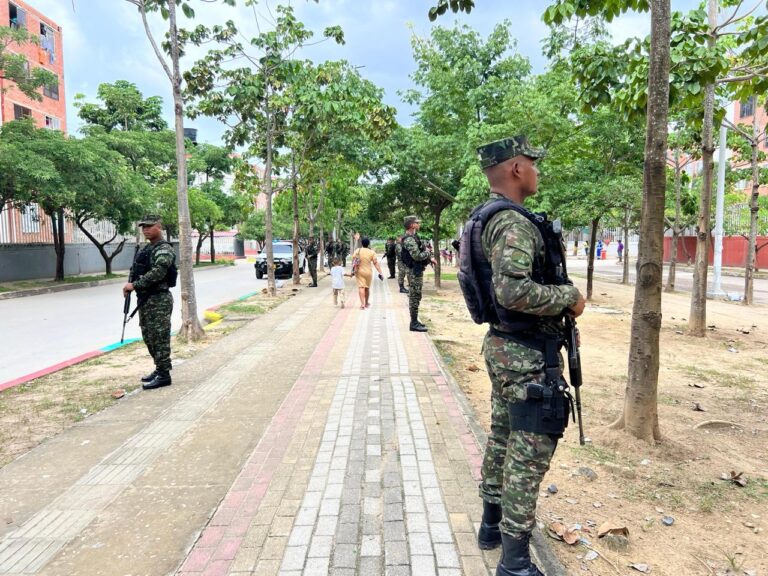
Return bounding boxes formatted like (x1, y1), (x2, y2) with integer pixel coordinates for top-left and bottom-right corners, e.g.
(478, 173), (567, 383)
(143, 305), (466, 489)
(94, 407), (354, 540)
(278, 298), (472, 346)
(397, 260), (408, 287)
(138, 291), (173, 373)
(479, 331), (558, 536)
(406, 269), (423, 317)
(307, 257), (318, 284)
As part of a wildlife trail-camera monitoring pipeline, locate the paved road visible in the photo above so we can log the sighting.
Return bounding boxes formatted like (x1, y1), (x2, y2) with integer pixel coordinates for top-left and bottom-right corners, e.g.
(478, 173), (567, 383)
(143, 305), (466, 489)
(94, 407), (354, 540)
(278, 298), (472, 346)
(567, 258), (768, 304)
(0, 261), (269, 385)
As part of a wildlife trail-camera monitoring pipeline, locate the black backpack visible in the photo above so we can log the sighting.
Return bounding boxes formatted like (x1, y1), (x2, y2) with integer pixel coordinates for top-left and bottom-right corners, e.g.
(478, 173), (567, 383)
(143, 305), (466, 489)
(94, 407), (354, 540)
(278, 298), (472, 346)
(134, 241), (178, 289)
(457, 198), (566, 327)
(400, 234), (427, 270)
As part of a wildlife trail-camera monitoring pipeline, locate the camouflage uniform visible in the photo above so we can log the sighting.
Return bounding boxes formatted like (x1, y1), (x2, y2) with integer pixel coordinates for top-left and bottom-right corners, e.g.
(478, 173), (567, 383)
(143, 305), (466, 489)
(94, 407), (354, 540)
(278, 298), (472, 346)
(402, 232), (431, 319)
(478, 193), (579, 537)
(133, 241), (175, 375)
(305, 241), (318, 285)
(395, 241), (408, 288)
(384, 239), (397, 278)
(340, 241), (349, 268)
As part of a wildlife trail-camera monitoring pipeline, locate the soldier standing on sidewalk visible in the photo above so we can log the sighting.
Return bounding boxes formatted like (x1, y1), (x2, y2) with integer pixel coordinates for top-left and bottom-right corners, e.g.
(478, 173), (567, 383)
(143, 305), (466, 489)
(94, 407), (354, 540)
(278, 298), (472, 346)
(402, 215), (435, 332)
(122, 215), (177, 391)
(461, 137), (585, 576)
(384, 237), (397, 279)
(305, 236), (319, 287)
(395, 234), (409, 294)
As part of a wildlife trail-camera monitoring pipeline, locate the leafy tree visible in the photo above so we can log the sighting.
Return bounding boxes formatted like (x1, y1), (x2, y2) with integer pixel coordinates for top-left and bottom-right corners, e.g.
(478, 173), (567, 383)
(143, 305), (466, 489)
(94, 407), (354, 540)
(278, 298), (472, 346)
(0, 124), (57, 217)
(0, 26), (57, 101)
(74, 80), (167, 132)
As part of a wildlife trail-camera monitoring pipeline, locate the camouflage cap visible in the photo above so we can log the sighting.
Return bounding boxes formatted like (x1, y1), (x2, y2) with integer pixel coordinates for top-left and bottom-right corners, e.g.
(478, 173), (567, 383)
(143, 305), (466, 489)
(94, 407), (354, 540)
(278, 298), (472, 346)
(477, 135), (546, 169)
(138, 214), (162, 227)
(404, 215), (421, 229)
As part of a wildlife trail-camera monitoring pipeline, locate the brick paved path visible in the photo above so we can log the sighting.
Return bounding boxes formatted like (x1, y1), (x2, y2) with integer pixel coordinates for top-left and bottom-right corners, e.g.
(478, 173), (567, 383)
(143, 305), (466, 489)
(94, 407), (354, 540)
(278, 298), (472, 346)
(0, 278), (504, 576)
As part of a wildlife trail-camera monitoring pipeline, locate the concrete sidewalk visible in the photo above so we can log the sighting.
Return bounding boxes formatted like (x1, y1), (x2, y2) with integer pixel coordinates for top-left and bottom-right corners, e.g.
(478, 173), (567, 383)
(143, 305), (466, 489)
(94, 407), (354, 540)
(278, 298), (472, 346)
(0, 276), (560, 576)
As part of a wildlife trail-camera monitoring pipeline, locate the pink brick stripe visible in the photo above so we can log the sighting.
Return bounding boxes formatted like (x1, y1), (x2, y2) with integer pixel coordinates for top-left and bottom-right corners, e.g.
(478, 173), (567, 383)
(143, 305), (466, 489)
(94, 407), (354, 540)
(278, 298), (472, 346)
(0, 350), (104, 392)
(414, 333), (484, 480)
(178, 307), (351, 574)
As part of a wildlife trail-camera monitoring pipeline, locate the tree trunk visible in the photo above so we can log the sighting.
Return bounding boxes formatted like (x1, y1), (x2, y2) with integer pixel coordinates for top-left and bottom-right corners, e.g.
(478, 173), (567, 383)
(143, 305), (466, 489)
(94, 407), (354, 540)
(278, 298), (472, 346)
(586, 218), (599, 300)
(665, 156), (682, 292)
(609, 0), (670, 442)
(291, 155), (300, 285)
(433, 206), (442, 289)
(51, 208), (65, 281)
(195, 231), (206, 265)
(76, 219), (125, 275)
(264, 114), (276, 297)
(209, 224), (216, 263)
(317, 181), (326, 271)
(743, 112), (760, 305)
(168, 0), (204, 341)
(622, 214), (630, 285)
(688, 0), (718, 337)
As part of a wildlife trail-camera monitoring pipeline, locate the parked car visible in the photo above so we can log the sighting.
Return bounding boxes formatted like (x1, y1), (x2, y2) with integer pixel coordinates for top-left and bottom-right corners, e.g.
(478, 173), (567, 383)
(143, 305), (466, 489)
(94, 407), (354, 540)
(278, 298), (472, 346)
(254, 241), (306, 279)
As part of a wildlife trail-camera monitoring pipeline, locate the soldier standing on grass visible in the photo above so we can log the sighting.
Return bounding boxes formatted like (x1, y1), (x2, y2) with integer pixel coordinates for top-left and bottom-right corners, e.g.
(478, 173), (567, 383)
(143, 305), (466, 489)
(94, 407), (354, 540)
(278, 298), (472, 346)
(305, 236), (319, 287)
(395, 234), (409, 294)
(463, 137), (585, 576)
(122, 215), (177, 391)
(402, 215), (436, 332)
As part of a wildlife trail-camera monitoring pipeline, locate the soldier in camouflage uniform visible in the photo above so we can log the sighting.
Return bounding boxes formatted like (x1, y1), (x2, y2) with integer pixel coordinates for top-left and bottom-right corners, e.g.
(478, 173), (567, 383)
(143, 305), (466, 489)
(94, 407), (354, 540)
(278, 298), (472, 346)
(471, 137), (585, 576)
(402, 215), (436, 332)
(305, 236), (319, 287)
(395, 235), (409, 294)
(123, 215), (177, 391)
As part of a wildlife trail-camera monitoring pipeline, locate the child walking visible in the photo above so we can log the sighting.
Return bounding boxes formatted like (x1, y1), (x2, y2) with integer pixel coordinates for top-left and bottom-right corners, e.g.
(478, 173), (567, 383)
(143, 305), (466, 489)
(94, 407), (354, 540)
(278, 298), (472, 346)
(330, 258), (350, 308)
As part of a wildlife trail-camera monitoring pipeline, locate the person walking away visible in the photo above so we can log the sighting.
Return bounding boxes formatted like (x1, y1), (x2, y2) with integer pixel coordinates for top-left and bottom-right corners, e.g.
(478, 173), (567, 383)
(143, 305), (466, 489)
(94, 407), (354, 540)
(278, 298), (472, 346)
(402, 215), (436, 332)
(384, 237), (397, 278)
(395, 235), (409, 294)
(461, 137), (585, 576)
(617, 240), (624, 263)
(122, 215), (178, 391)
(340, 240), (349, 267)
(305, 236), (319, 287)
(330, 258), (350, 308)
(351, 237), (384, 309)
(583, 240), (589, 257)
(596, 238), (603, 259)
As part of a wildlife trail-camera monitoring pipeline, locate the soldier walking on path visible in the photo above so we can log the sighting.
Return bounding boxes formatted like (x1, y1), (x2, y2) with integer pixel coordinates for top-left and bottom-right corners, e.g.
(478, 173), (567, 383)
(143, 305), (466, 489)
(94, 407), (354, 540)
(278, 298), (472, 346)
(325, 239), (336, 272)
(395, 234), (409, 294)
(305, 236), (319, 287)
(461, 137), (585, 576)
(339, 239), (349, 268)
(402, 215), (436, 332)
(384, 237), (397, 278)
(122, 215), (178, 391)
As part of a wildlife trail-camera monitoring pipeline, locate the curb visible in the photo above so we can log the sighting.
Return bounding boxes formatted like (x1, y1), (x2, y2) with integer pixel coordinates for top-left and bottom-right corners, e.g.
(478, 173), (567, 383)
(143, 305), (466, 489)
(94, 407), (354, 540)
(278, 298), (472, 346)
(0, 264), (234, 301)
(422, 333), (569, 576)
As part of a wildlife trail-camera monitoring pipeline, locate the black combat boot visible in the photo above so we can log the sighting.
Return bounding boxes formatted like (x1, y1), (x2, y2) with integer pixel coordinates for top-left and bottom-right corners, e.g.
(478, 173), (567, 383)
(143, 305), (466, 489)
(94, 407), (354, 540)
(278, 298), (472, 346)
(496, 533), (544, 576)
(399, 284), (409, 294)
(141, 370), (157, 383)
(409, 311), (428, 332)
(477, 501), (502, 550)
(143, 371), (172, 390)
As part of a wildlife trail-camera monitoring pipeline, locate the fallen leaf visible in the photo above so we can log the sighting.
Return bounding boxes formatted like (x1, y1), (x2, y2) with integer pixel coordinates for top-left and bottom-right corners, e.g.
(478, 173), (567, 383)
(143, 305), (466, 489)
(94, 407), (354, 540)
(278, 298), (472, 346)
(630, 563), (650, 573)
(721, 471), (748, 487)
(598, 522), (629, 538)
(692, 402), (706, 412)
(111, 389), (126, 399)
(547, 521), (581, 545)
(466, 364), (480, 372)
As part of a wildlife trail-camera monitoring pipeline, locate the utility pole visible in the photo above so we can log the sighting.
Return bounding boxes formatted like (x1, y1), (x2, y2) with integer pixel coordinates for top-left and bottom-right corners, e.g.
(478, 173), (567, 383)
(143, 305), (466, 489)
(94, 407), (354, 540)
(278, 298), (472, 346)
(711, 122), (727, 297)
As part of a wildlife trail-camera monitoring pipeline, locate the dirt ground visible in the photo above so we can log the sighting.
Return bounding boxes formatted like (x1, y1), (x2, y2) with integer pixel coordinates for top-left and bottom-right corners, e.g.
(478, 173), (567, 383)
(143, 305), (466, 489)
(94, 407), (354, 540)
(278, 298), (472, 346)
(422, 272), (768, 576)
(0, 285), (296, 468)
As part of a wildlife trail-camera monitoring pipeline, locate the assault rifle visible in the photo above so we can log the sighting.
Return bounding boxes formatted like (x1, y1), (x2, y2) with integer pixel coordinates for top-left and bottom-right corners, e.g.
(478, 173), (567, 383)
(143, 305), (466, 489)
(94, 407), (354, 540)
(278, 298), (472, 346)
(564, 313), (586, 445)
(120, 246), (140, 343)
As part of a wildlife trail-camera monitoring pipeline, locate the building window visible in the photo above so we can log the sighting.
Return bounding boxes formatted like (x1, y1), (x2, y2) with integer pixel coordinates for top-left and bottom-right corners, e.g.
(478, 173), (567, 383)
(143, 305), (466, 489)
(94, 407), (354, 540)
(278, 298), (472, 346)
(13, 104), (31, 120)
(740, 96), (755, 118)
(43, 82), (59, 100)
(39, 23), (56, 64)
(45, 116), (60, 130)
(21, 204), (41, 234)
(9, 3), (27, 30)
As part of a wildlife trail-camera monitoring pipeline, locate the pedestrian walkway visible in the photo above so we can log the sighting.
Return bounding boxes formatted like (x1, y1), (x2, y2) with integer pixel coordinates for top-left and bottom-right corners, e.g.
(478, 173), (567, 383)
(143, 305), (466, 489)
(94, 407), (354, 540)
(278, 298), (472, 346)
(0, 277), (542, 576)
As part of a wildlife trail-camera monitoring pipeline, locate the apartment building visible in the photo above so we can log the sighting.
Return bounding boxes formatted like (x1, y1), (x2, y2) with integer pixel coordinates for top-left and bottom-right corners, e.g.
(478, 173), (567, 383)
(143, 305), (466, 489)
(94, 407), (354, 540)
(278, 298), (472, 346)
(732, 96), (768, 197)
(0, 0), (68, 244)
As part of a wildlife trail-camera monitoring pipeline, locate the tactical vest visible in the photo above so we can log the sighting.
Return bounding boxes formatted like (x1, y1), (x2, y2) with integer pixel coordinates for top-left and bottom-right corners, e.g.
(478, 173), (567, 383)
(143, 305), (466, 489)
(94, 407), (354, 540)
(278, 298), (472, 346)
(457, 198), (569, 333)
(400, 233), (429, 271)
(133, 241), (178, 292)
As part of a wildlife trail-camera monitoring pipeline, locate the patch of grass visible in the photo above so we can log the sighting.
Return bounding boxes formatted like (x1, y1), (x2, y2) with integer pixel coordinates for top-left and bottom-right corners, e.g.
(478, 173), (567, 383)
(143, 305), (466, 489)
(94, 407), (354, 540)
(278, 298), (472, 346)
(696, 481), (728, 513)
(61, 273), (122, 284)
(194, 260), (235, 268)
(574, 443), (625, 465)
(659, 394), (681, 406)
(743, 478), (768, 501)
(439, 272), (458, 281)
(683, 366), (755, 389)
(0, 285), (11, 293)
(222, 303), (265, 315)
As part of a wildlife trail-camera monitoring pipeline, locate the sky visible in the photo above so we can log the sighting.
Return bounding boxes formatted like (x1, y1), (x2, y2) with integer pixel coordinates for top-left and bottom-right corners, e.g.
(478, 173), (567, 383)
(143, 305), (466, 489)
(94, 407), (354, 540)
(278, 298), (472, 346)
(26, 0), (701, 146)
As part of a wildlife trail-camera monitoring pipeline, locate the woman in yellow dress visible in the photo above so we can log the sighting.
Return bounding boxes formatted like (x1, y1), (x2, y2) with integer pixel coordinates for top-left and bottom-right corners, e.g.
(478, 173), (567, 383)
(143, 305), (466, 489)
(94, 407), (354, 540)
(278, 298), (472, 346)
(352, 237), (384, 310)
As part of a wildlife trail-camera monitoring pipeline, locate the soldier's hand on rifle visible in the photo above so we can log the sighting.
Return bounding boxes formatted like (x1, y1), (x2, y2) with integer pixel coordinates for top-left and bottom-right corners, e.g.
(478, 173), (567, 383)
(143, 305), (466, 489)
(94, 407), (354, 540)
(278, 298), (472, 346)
(430, 257), (437, 266)
(570, 293), (586, 318)
(123, 283), (135, 297)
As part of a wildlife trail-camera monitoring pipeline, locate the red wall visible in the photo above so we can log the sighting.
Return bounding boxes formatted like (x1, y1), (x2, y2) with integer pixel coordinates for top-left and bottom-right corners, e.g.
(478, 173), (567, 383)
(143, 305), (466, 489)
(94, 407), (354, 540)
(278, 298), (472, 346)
(663, 236), (768, 269)
(0, 1), (66, 132)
